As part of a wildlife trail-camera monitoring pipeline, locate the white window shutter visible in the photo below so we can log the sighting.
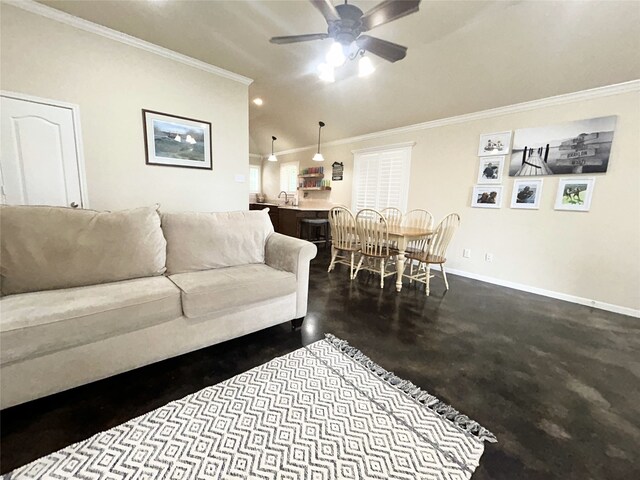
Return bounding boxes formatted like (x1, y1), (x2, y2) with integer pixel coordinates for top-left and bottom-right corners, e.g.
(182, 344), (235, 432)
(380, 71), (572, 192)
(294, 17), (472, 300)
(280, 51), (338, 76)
(249, 165), (261, 193)
(352, 145), (412, 212)
(280, 162), (299, 194)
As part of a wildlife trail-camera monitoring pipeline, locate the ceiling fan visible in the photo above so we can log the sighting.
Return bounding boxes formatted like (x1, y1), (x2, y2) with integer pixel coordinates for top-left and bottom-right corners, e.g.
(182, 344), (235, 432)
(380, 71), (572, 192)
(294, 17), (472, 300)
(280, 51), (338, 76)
(270, 0), (421, 64)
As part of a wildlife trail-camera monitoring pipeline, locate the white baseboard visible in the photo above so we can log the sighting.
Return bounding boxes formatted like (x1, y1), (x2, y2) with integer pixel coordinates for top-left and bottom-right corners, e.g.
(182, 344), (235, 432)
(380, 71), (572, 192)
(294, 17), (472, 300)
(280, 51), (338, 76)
(423, 263), (640, 318)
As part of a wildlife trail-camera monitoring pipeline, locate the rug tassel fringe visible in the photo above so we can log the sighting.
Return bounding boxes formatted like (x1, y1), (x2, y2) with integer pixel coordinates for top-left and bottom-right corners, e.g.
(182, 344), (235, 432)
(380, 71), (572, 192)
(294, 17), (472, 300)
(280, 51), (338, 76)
(324, 333), (498, 444)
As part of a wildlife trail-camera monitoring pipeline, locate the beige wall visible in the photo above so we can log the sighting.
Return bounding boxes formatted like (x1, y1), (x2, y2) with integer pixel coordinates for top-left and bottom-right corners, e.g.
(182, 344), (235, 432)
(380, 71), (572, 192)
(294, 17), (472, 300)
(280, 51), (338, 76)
(1, 5), (249, 212)
(268, 90), (640, 312)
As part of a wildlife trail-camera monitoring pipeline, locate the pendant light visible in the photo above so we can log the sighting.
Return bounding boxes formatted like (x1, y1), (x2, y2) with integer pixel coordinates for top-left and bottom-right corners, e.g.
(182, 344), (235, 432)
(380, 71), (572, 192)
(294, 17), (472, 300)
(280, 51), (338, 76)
(267, 136), (277, 162)
(312, 122), (325, 162)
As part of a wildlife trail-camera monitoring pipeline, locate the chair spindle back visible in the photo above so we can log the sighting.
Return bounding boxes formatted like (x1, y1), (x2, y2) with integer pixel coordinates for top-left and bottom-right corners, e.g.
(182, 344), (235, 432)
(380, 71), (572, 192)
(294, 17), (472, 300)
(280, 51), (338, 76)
(403, 209), (434, 252)
(328, 206), (357, 250)
(380, 207), (403, 229)
(429, 213), (460, 259)
(356, 209), (389, 257)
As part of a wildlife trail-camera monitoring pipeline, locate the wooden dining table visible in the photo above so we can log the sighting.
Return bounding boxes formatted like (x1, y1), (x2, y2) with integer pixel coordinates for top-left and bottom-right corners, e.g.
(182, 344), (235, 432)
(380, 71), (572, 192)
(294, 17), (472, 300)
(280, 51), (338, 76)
(387, 225), (434, 292)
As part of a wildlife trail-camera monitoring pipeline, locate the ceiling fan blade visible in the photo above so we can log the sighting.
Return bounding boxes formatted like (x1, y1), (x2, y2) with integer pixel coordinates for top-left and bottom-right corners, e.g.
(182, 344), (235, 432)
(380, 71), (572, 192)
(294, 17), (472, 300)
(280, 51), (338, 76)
(356, 35), (408, 62)
(309, 0), (341, 22)
(361, 0), (421, 31)
(270, 33), (330, 44)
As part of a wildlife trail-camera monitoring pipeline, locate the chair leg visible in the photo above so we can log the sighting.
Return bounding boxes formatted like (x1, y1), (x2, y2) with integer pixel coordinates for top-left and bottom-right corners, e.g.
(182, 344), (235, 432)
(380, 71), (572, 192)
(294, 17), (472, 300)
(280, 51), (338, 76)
(328, 246), (338, 273)
(409, 261), (414, 284)
(354, 256), (365, 279)
(379, 259), (384, 289)
(349, 251), (355, 280)
(441, 264), (450, 290)
(425, 264), (431, 296)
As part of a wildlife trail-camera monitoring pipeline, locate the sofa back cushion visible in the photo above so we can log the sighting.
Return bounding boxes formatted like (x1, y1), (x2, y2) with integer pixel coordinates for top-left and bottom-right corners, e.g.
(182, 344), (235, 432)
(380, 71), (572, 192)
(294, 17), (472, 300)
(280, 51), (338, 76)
(0, 205), (166, 295)
(161, 210), (274, 274)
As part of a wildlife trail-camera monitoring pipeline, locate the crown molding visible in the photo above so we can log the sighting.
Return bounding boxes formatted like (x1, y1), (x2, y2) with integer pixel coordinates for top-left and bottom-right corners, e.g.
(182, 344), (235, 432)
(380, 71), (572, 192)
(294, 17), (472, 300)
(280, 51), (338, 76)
(4, 0), (253, 86)
(249, 153), (262, 159)
(275, 79), (640, 156)
(352, 142), (416, 155)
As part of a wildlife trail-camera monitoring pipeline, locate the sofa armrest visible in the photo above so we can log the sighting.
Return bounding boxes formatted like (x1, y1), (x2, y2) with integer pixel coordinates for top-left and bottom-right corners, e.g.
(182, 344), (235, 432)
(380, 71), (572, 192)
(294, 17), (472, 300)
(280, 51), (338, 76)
(265, 233), (317, 318)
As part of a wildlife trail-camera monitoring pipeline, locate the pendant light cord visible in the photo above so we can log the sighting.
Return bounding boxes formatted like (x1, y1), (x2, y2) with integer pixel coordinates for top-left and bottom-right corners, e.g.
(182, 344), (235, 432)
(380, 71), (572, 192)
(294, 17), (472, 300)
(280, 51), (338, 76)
(317, 122), (325, 153)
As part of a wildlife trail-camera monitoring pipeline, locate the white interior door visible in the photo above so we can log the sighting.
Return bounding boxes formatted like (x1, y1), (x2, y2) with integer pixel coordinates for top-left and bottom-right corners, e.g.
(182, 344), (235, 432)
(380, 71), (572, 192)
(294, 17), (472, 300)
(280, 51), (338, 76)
(0, 94), (86, 208)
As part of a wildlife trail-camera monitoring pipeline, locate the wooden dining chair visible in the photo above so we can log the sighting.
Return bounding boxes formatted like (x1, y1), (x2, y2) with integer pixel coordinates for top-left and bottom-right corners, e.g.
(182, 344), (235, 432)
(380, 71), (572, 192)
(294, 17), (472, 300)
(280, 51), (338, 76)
(380, 207), (403, 249)
(402, 209), (434, 255)
(354, 209), (396, 288)
(404, 213), (460, 296)
(380, 207), (403, 228)
(327, 206), (360, 280)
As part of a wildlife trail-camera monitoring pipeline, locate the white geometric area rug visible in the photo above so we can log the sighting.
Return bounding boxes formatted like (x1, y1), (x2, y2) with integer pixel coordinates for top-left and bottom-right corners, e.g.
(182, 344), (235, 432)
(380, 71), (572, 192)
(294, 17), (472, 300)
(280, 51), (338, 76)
(4, 334), (496, 480)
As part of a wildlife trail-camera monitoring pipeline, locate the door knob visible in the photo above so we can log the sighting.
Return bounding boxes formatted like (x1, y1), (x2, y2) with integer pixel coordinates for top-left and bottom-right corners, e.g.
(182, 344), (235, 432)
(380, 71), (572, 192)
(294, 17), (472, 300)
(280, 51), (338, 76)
(70, 202), (79, 208)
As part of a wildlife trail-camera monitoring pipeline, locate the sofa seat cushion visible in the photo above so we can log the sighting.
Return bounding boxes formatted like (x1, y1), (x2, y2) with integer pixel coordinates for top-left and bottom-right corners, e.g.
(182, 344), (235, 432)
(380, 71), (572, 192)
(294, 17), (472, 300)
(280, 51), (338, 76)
(0, 277), (182, 366)
(169, 264), (296, 319)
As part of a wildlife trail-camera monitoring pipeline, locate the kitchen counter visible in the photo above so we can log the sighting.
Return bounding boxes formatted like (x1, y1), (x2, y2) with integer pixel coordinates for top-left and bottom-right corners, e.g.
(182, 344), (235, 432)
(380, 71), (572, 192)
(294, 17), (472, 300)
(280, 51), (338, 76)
(278, 205), (332, 211)
(251, 203), (332, 211)
(249, 203), (331, 238)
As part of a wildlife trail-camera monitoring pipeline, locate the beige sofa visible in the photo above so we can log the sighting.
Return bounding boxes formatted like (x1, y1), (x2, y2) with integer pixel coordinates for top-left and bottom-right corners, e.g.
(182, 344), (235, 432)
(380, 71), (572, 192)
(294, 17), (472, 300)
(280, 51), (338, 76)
(0, 205), (317, 409)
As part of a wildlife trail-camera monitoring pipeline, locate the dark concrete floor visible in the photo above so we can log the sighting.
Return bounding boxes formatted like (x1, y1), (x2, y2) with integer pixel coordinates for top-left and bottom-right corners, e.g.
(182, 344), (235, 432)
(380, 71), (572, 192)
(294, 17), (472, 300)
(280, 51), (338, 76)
(1, 250), (639, 479)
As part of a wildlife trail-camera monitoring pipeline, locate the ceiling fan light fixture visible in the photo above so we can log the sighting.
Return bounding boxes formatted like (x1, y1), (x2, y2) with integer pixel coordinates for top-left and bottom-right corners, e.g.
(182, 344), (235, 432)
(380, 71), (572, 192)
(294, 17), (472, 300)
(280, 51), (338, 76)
(270, 0), (420, 75)
(358, 55), (375, 77)
(318, 62), (335, 82)
(326, 41), (346, 67)
(313, 121), (326, 162)
(268, 135), (278, 162)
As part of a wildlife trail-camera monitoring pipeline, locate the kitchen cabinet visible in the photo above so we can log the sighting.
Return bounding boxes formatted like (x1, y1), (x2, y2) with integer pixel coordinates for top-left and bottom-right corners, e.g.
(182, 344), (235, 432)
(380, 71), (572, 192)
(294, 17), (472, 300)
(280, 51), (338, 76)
(278, 208), (329, 238)
(250, 203), (330, 239)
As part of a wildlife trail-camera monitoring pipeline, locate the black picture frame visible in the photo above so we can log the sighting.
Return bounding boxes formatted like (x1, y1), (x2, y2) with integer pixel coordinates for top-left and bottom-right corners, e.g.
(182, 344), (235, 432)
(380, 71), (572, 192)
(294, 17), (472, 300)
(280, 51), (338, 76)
(142, 109), (213, 170)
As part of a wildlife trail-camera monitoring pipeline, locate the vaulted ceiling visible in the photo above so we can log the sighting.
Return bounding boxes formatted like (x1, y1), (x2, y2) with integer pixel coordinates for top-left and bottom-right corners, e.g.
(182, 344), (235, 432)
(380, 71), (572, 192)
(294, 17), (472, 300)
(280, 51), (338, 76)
(39, 0), (640, 155)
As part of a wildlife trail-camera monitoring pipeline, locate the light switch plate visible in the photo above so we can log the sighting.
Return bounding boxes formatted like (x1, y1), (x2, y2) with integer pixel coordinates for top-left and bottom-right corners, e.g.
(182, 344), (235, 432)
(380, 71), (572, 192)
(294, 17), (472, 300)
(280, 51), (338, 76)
(234, 174), (246, 183)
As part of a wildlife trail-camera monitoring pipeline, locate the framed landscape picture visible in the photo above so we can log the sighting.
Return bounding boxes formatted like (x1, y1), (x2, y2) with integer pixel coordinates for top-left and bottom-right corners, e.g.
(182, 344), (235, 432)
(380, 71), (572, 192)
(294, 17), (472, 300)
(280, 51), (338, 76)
(509, 116), (616, 177)
(477, 131), (512, 157)
(511, 179), (543, 209)
(143, 109), (212, 169)
(477, 156), (505, 184)
(471, 185), (503, 209)
(554, 177), (595, 212)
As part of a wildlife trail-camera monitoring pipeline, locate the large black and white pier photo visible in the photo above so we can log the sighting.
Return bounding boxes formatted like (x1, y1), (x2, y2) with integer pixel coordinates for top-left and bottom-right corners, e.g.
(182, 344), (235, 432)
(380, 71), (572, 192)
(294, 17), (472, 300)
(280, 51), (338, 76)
(509, 116), (617, 176)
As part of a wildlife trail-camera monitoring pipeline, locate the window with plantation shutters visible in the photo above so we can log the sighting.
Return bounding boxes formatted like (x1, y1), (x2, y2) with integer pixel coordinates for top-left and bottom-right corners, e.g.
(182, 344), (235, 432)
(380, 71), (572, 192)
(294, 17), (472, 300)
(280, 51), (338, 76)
(351, 144), (413, 212)
(280, 162), (299, 194)
(249, 165), (261, 193)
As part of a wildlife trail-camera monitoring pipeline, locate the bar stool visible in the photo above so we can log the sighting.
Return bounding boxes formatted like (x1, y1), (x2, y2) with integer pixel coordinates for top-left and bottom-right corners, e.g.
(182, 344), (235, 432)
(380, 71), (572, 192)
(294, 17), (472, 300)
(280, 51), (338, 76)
(300, 218), (330, 249)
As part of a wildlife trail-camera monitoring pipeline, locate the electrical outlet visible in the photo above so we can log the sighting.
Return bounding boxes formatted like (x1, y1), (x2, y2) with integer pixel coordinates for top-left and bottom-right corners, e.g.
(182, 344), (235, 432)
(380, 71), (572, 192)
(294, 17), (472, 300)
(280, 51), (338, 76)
(485, 253), (494, 262)
(463, 249), (471, 258)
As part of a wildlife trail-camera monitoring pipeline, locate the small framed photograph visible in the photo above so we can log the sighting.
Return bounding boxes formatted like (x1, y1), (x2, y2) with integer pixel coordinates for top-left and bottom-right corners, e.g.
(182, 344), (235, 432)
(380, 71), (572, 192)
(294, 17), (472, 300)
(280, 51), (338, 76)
(143, 109), (212, 170)
(478, 131), (512, 156)
(554, 177), (595, 212)
(477, 156), (505, 184)
(511, 179), (543, 209)
(471, 185), (503, 209)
